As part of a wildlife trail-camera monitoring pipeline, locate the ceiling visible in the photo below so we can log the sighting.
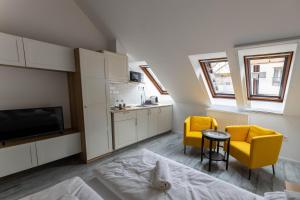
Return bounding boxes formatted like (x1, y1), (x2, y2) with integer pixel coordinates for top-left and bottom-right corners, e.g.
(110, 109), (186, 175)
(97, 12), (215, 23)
(75, 0), (300, 111)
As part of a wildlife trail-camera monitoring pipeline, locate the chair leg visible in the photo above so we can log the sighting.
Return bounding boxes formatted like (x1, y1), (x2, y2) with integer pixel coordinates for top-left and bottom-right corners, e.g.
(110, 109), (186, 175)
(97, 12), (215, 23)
(184, 145), (186, 154)
(248, 169), (251, 180)
(272, 165), (275, 175)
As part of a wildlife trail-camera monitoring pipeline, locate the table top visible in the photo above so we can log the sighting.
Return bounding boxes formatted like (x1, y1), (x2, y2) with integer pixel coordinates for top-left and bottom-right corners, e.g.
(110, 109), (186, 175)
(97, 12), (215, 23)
(202, 130), (230, 141)
(285, 181), (300, 192)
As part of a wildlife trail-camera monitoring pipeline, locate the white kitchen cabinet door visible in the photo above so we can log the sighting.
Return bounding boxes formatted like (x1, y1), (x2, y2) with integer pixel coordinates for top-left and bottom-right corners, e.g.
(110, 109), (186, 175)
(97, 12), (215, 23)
(0, 143), (34, 177)
(0, 32), (25, 67)
(35, 133), (81, 165)
(137, 109), (149, 141)
(158, 106), (173, 134)
(148, 108), (159, 137)
(23, 38), (75, 72)
(114, 119), (137, 149)
(104, 51), (128, 82)
(79, 48), (110, 161)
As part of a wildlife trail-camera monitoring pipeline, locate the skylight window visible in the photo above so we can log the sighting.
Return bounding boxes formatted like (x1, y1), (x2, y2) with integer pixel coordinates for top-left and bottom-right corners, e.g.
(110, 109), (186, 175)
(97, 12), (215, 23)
(199, 58), (235, 98)
(140, 65), (168, 95)
(244, 52), (293, 102)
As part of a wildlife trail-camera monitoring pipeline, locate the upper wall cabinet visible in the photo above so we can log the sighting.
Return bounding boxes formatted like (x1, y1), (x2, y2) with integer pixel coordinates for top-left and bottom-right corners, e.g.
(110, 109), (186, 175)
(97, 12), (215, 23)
(0, 32), (25, 67)
(103, 51), (128, 82)
(23, 38), (75, 72)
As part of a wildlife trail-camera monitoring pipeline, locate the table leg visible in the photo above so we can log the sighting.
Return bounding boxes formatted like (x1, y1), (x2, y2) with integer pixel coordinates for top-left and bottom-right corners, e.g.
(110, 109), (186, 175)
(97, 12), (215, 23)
(217, 141), (220, 154)
(209, 139), (212, 171)
(226, 139), (230, 170)
(201, 136), (204, 162)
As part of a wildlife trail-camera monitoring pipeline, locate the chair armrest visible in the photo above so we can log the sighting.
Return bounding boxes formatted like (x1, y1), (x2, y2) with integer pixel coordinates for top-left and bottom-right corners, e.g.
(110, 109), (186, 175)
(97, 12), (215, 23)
(184, 117), (191, 136)
(250, 134), (283, 168)
(211, 118), (218, 131)
(225, 125), (250, 141)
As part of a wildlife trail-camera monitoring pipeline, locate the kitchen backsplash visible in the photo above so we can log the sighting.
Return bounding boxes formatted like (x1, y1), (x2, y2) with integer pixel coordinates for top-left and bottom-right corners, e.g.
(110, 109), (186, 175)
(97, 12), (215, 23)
(109, 82), (173, 107)
(109, 61), (173, 107)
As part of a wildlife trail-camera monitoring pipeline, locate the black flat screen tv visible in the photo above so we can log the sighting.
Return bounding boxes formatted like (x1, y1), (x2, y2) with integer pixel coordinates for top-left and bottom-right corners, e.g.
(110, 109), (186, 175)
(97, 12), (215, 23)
(0, 107), (64, 141)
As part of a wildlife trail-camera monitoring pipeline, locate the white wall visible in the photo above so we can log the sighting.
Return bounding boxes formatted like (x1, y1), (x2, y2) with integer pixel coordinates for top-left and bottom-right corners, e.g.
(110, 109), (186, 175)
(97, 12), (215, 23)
(172, 102), (206, 134)
(0, 0), (108, 50)
(0, 66), (71, 128)
(109, 61), (173, 107)
(0, 0), (110, 129)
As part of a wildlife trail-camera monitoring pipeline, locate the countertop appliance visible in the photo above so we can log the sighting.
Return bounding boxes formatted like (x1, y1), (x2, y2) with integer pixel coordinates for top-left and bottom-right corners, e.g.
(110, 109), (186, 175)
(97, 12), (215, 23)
(130, 71), (143, 82)
(150, 96), (158, 104)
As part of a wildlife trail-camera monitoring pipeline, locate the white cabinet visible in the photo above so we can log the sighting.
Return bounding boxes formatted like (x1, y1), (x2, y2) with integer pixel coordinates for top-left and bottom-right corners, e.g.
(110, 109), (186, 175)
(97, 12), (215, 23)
(148, 108), (159, 137)
(114, 111), (137, 149)
(158, 106), (173, 134)
(78, 48), (111, 161)
(0, 143), (35, 177)
(137, 109), (149, 141)
(35, 133), (81, 165)
(0, 32), (25, 67)
(104, 51), (128, 82)
(112, 105), (172, 149)
(23, 38), (75, 72)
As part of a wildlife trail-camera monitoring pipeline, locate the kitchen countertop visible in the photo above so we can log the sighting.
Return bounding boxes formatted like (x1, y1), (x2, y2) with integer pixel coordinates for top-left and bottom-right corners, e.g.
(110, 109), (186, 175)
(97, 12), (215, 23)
(110, 104), (173, 113)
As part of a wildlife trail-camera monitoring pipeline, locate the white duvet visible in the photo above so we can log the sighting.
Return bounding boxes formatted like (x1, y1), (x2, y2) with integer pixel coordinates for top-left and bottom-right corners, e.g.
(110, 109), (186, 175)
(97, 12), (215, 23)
(19, 177), (104, 200)
(94, 149), (263, 200)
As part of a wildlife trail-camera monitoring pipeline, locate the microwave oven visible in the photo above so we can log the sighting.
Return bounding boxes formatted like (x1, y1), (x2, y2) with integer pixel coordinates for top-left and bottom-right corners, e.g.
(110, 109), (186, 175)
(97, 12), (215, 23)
(130, 71), (143, 82)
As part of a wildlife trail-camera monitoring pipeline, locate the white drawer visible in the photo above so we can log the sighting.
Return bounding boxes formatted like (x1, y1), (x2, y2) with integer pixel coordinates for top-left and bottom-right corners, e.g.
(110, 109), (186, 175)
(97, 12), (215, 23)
(114, 111), (136, 122)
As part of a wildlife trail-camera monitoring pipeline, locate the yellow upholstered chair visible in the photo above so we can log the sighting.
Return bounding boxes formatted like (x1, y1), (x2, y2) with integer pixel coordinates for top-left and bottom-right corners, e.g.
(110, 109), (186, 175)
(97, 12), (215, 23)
(225, 125), (283, 179)
(183, 116), (218, 154)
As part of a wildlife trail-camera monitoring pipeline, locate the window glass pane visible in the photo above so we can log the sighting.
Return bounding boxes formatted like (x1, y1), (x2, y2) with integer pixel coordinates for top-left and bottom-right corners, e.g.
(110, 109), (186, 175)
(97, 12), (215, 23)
(249, 57), (285, 96)
(206, 61), (234, 95)
(147, 68), (167, 91)
(140, 65), (168, 94)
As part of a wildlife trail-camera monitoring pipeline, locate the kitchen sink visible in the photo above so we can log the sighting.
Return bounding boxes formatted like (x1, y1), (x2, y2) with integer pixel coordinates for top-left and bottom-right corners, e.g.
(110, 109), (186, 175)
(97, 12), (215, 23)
(135, 104), (158, 107)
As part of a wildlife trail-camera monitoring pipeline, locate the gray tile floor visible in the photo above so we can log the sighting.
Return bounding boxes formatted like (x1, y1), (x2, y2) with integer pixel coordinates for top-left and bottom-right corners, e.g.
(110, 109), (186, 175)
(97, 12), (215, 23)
(1, 132), (300, 200)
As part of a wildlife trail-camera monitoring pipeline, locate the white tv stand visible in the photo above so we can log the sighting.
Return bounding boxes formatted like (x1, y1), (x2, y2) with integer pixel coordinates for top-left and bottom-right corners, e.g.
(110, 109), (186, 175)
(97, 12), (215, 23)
(0, 132), (81, 178)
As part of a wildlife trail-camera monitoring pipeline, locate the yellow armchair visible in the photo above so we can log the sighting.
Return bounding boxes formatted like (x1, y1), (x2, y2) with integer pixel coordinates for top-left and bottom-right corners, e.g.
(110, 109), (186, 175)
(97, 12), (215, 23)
(183, 116), (218, 154)
(225, 125), (283, 179)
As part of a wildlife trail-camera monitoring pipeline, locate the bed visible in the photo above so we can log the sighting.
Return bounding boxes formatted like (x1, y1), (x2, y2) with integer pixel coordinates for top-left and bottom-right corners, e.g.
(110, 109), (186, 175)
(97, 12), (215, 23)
(19, 177), (104, 200)
(94, 149), (264, 200)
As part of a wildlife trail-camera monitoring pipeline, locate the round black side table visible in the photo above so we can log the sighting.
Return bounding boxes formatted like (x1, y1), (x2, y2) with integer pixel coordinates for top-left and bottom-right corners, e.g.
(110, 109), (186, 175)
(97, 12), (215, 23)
(200, 130), (231, 171)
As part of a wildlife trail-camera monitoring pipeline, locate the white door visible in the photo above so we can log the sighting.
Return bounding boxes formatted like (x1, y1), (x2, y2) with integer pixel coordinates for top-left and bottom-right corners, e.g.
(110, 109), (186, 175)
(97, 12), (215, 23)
(137, 109), (149, 141)
(79, 48), (110, 161)
(114, 119), (137, 149)
(23, 38), (75, 72)
(35, 133), (81, 165)
(148, 108), (159, 137)
(158, 106), (173, 134)
(0, 143), (34, 177)
(0, 32), (25, 67)
(105, 51), (128, 82)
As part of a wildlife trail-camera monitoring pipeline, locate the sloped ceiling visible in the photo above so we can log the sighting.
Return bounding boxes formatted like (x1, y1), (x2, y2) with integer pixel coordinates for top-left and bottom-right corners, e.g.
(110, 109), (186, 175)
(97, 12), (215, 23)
(75, 0), (300, 106)
(0, 0), (108, 50)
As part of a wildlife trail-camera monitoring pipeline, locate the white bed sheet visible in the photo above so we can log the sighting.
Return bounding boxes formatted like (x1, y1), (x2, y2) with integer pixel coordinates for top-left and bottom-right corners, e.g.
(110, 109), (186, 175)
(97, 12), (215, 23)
(94, 149), (264, 200)
(87, 178), (121, 200)
(19, 177), (104, 200)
